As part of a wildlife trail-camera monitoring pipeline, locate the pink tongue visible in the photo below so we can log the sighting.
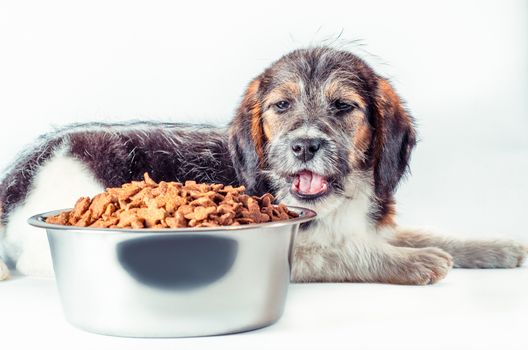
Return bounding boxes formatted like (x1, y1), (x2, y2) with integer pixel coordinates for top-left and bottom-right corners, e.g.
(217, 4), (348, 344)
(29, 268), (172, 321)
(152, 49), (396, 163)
(297, 171), (326, 195)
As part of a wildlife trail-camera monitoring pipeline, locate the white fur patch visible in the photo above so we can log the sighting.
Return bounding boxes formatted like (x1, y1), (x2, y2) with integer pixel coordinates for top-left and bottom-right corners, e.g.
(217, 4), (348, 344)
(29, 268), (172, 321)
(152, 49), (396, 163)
(294, 181), (376, 247)
(3, 147), (104, 277)
(288, 178), (385, 281)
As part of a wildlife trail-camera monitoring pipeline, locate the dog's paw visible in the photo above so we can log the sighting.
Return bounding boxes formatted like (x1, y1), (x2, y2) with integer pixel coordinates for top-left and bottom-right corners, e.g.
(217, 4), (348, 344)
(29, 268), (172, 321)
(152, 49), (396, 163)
(394, 247), (454, 285)
(0, 259), (10, 280)
(454, 240), (527, 268)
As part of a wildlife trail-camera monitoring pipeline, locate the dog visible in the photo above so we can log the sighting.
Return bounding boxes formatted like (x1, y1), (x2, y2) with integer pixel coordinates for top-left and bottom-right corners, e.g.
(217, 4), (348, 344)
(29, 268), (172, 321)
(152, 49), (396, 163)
(0, 47), (526, 282)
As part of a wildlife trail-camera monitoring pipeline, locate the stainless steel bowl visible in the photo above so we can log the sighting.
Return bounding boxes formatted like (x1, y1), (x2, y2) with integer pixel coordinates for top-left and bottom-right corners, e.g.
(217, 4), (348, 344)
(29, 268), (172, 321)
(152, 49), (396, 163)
(28, 206), (316, 338)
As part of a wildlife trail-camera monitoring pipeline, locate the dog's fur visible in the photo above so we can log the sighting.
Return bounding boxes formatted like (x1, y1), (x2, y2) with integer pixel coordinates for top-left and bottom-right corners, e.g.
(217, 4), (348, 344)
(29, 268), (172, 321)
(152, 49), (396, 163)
(0, 47), (526, 282)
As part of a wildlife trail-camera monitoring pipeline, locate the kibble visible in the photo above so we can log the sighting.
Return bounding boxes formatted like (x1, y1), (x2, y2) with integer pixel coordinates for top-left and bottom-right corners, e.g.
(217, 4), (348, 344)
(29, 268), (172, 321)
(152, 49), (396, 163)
(45, 173), (298, 229)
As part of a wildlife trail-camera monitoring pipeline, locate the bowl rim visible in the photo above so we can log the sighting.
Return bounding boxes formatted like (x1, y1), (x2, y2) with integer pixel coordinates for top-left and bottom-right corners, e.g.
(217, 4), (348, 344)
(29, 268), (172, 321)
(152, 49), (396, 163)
(27, 206), (317, 234)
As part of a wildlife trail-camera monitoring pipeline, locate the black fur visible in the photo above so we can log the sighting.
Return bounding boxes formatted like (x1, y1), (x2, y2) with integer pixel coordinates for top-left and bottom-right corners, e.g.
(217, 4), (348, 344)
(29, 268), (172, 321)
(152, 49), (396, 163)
(227, 79), (272, 196)
(372, 84), (417, 200)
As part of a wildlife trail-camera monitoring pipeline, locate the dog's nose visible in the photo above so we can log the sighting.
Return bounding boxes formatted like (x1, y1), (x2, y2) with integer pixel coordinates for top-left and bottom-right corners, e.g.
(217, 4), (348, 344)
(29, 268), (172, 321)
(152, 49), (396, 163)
(291, 138), (322, 162)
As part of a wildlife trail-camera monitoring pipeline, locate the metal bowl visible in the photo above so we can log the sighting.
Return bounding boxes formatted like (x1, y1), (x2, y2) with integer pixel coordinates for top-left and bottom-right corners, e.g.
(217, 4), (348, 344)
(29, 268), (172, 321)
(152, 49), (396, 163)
(28, 206), (316, 338)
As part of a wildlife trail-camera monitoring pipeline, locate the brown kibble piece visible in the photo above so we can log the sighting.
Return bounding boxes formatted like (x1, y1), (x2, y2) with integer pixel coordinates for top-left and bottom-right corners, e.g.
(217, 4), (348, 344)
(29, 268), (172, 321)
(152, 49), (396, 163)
(166, 212), (187, 228)
(177, 204), (194, 216)
(46, 211), (70, 225)
(89, 193), (114, 220)
(90, 217), (118, 228)
(189, 196), (215, 207)
(137, 206), (166, 228)
(108, 183), (142, 201)
(74, 209), (93, 227)
(259, 193), (274, 207)
(104, 203), (116, 216)
(184, 206), (216, 221)
(117, 209), (144, 229)
(69, 197), (91, 222)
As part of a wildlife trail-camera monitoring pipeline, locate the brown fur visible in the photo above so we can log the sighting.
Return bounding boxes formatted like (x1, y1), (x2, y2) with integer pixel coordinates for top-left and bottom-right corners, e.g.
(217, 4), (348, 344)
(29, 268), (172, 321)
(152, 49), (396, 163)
(376, 201), (397, 229)
(262, 112), (278, 140)
(349, 121), (372, 167)
(324, 80), (366, 109)
(246, 80), (266, 163)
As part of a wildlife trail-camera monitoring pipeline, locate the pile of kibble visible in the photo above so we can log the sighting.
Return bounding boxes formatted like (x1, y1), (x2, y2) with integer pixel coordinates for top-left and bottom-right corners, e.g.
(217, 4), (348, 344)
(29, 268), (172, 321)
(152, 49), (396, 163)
(45, 173), (298, 228)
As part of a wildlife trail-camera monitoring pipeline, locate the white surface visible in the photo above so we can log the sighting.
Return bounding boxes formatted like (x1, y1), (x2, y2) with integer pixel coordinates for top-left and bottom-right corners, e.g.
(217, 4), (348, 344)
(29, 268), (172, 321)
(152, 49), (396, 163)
(1, 269), (528, 350)
(1, 0), (528, 349)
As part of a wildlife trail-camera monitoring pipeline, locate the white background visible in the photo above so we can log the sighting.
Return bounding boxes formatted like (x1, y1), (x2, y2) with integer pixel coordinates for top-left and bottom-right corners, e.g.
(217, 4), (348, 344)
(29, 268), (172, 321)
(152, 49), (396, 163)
(1, 0), (527, 349)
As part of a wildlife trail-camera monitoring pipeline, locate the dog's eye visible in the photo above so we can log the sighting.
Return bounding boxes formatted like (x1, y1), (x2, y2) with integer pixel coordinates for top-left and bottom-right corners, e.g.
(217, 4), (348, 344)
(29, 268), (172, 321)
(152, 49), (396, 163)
(274, 100), (291, 112)
(333, 100), (354, 113)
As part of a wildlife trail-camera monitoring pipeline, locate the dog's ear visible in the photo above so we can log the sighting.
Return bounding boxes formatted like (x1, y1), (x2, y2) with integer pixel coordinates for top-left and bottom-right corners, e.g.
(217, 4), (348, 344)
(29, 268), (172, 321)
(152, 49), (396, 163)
(228, 77), (270, 195)
(371, 78), (417, 199)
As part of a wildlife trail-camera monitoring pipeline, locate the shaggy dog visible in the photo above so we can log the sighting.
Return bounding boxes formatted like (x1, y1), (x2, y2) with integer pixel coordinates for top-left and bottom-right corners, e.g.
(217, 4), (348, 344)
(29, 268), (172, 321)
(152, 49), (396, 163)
(0, 47), (526, 282)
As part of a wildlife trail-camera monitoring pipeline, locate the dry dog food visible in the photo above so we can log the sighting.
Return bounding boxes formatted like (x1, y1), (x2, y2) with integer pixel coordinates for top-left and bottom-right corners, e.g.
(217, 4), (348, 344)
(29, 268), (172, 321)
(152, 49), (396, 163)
(46, 173), (298, 228)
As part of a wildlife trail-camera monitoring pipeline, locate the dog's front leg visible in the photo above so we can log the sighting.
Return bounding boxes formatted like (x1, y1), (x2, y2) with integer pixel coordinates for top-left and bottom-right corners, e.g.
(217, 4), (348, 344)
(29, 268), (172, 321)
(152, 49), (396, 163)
(291, 236), (454, 285)
(388, 227), (527, 268)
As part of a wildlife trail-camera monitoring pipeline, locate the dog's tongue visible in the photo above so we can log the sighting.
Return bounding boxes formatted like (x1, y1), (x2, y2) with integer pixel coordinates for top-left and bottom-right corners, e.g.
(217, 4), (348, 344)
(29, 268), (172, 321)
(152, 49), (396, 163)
(293, 171), (327, 195)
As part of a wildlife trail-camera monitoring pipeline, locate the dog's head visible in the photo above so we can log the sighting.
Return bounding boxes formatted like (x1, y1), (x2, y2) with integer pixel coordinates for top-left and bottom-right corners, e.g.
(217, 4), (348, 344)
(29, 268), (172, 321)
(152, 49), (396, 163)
(228, 47), (416, 219)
